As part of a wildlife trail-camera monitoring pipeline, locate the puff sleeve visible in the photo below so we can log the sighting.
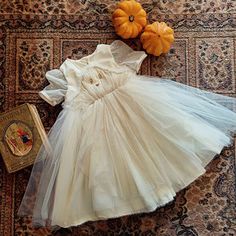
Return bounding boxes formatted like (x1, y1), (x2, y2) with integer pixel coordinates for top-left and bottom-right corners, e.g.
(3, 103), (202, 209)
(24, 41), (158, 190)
(110, 40), (147, 73)
(38, 69), (67, 106)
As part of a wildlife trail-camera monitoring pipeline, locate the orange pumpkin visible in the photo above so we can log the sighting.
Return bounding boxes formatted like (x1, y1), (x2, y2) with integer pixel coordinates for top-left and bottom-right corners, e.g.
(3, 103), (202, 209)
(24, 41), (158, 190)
(112, 0), (147, 39)
(140, 21), (174, 56)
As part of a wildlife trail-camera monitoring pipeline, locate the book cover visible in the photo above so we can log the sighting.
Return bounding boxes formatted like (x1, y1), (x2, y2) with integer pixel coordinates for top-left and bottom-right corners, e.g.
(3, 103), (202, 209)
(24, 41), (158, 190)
(0, 103), (48, 173)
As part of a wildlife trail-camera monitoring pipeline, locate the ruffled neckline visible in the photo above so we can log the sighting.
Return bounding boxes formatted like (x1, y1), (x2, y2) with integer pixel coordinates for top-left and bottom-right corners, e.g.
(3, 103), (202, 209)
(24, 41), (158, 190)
(62, 40), (146, 73)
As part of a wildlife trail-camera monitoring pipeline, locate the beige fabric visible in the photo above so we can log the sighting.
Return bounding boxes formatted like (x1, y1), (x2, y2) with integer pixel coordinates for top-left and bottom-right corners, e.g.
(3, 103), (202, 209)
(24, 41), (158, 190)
(18, 40), (236, 228)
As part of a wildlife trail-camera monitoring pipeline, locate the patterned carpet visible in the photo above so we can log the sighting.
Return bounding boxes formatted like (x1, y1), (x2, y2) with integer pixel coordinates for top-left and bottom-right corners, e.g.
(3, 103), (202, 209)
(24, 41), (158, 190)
(0, 0), (236, 235)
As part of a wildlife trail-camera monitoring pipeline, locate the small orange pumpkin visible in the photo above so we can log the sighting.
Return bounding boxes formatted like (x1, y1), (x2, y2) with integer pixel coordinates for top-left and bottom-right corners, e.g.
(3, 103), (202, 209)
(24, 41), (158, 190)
(112, 0), (147, 39)
(140, 21), (174, 56)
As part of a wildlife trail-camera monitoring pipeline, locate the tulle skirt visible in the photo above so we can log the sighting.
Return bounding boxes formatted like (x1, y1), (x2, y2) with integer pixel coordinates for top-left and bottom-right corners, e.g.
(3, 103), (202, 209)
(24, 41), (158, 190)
(17, 76), (236, 228)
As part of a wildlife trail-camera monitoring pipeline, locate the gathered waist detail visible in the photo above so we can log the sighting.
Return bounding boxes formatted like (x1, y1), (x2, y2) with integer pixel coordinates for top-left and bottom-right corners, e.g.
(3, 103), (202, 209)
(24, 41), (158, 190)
(61, 67), (136, 111)
(62, 78), (129, 111)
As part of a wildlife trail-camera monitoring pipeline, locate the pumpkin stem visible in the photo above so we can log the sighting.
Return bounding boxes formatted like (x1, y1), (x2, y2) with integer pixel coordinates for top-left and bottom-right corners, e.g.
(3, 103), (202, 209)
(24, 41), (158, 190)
(129, 15), (135, 22)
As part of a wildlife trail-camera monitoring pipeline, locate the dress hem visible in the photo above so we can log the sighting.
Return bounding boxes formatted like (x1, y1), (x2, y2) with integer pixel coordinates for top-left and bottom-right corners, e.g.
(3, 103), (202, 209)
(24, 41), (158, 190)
(33, 138), (231, 229)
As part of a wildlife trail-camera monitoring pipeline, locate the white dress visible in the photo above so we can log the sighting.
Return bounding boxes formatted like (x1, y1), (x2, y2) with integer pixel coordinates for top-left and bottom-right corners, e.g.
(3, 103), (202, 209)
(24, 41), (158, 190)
(17, 40), (236, 229)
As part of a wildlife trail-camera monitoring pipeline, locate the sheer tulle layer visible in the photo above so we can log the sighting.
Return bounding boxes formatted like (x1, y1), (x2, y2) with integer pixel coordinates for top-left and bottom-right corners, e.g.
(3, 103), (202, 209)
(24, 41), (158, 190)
(17, 76), (236, 228)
